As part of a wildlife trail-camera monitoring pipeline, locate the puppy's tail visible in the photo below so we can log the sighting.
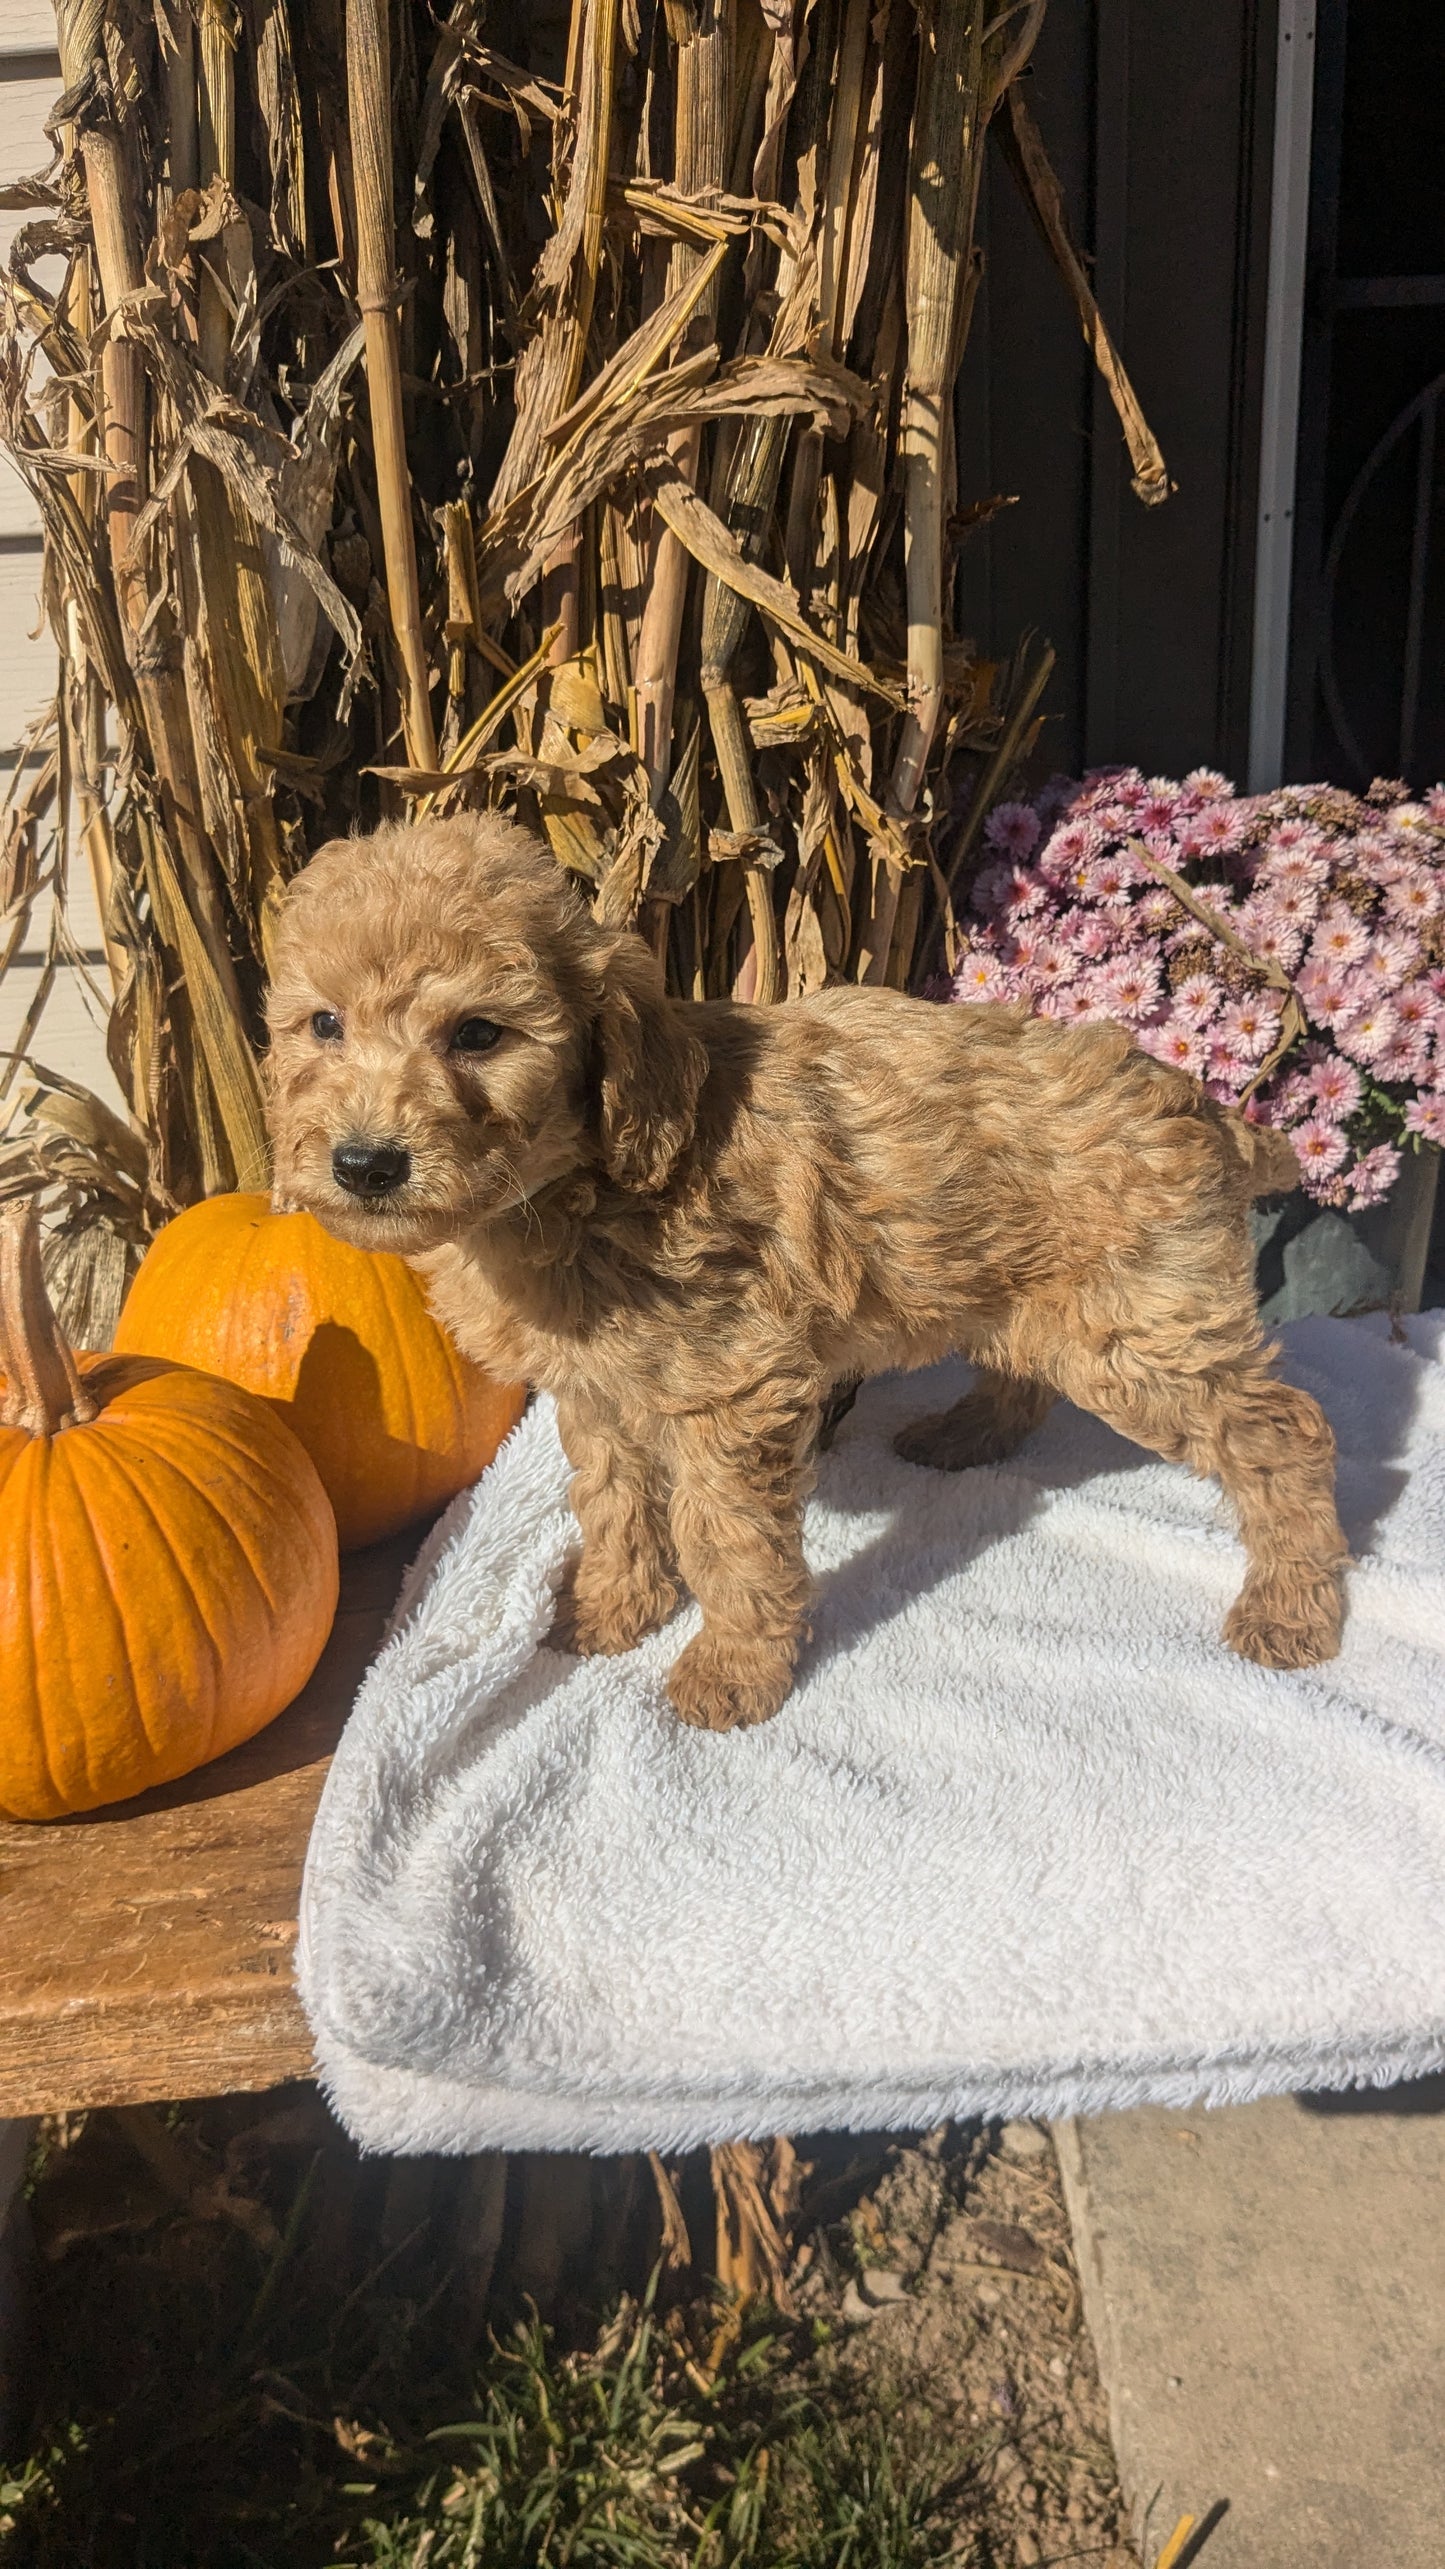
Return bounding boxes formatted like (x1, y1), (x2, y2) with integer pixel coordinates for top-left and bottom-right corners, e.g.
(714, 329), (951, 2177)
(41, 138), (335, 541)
(1221, 1109), (1299, 1198)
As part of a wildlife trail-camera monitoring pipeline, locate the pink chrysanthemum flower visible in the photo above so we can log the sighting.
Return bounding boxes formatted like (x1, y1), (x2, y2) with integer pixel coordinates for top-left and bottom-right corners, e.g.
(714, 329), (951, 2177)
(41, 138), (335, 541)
(1000, 866), (1047, 921)
(1361, 929), (1422, 984)
(1384, 800), (1430, 835)
(1064, 915), (1115, 959)
(1258, 845), (1330, 893)
(1038, 819), (1100, 876)
(1087, 804), (1138, 842)
(1100, 771), (1148, 810)
(1246, 916), (1306, 971)
(1138, 887), (1178, 932)
(1172, 971), (1222, 1026)
(1296, 959), (1354, 1025)
(984, 800), (1042, 860)
(1347, 1143), (1402, 1208)
(1393, 982), (1440, 1038)
(1204, 1036), (1251, 1090)
(1178, 806), (1243, 857)
(1138, 793), (1181, 833)
(1087, 955), (1161, 1020)
(1269, 1067), (1317, 1125)
(1038, 984), (1093, 1021)
(1083, 852), (1139, 904)
(1028, 939), (1079, 988)
(1372, 1033), (1432, 1084)
(1404, 1092), (1445, 1143)
(1135, 829), (1179, 869)
(1141, 1019), (1207, 1075)
(1238, 893), (1303, 954)
(1251, 879), (1319, 927)
(1219, 994), (1283, 1058)
(1264, 818), (1326, 855)
(1309, 1056), (1363, 1118)
(1292, 1116), (1349, 1178)
(1334, 962), (1380, 1012)
(1425, 786), (1445, 824)
(1339, 995), (1400, 1062)
(954, 950), (1012, 1003)
(1382, 870), (1439, 927)
(1237, 888), (1281, 930)
(1181, 767), (1233, 799)
(1308, 906), (1370, 968)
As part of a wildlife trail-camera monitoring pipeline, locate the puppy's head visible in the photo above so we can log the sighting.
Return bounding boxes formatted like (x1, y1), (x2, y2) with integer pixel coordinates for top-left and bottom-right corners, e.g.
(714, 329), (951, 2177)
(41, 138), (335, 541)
(265, 813), (706, 1252)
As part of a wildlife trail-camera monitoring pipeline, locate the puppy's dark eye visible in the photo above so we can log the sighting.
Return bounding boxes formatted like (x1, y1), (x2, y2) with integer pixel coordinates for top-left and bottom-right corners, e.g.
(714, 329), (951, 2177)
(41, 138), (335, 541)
(310, 1010), (343, 1043)
(451, 1017), (503, 1055)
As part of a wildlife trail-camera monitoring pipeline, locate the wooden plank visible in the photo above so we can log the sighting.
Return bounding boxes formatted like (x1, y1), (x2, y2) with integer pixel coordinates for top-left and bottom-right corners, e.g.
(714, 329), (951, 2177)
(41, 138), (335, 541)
(0, 10), (62, 54)
(0, 1539), (411, 2117)
(0, 542), (55, 756)
(0, 953), (124, 1115)
(0, 57), (63, 544)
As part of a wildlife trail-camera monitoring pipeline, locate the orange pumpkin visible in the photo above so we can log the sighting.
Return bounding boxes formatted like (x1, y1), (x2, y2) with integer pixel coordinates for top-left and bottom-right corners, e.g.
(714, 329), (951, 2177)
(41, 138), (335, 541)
(0, 1203), (339, 1823)
(113, 1193), (524, 1550)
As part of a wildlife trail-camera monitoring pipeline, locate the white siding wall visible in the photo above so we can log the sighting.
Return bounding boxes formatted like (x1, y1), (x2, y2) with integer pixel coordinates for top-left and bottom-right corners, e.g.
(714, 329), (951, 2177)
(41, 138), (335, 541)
(2, 16), (121, 1107)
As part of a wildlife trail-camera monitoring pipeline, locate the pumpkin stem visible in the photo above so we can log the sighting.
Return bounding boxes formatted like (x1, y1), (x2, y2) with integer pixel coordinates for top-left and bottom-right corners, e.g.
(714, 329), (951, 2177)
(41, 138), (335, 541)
(0, 1201), (99, 1436)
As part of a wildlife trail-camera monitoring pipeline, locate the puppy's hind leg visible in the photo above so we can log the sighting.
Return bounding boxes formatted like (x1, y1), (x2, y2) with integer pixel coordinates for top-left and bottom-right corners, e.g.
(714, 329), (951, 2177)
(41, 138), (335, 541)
(551, 1390), (678, 1657)
(895, 1369), (1055, 1472)
(1054, 1345), (1347, 1669)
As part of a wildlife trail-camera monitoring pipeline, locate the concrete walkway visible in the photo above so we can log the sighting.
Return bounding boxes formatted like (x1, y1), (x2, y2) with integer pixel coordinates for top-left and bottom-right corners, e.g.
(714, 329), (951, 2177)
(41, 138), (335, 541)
(1057, 2081), (1445, 2569)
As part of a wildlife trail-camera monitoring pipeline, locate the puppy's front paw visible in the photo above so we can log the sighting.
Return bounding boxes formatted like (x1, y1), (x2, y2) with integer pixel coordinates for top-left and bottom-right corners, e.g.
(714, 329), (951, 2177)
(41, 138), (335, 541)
(667, 1632), (794, 1731)
(1223, 1571), (1343, 1670)
(549, 1563), (678, 1657)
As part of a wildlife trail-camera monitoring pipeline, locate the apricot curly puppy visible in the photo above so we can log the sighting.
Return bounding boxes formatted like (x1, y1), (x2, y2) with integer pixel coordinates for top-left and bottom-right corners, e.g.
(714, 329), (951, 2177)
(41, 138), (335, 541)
(266, 813), (1347, 1731)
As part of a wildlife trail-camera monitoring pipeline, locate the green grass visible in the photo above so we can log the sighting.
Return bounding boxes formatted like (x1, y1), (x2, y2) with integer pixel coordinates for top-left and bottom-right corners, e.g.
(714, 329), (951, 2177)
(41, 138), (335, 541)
(333, 2291), (956, 2568)
(1, 2136), (969, 2569)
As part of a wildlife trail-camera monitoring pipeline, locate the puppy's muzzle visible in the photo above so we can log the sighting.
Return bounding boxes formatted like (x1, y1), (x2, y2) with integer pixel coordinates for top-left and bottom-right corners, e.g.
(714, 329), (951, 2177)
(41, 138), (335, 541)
(331, 1139), (411, 1201)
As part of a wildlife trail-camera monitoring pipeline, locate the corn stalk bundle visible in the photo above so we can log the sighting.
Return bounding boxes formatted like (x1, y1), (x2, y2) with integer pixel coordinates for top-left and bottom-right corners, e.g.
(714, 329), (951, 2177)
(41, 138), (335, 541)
(0, 0), (1166, 1336)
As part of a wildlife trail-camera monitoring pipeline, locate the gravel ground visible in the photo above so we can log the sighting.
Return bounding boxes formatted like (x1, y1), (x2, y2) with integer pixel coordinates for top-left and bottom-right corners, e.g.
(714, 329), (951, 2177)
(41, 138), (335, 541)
(793, 2120), (1139, 2568)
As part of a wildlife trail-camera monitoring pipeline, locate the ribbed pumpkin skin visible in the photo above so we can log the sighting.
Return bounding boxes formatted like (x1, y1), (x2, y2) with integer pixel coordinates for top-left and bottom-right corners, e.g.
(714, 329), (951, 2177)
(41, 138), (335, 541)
(114, 1194), (525, 1550)
(0, 1354), (339, 1822)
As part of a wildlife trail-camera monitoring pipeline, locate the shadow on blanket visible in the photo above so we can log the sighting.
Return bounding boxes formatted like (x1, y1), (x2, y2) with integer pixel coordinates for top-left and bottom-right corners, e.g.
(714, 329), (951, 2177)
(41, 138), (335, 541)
(807, 1473), (1046, 1672)
(1277, 1321), (1422, 1554)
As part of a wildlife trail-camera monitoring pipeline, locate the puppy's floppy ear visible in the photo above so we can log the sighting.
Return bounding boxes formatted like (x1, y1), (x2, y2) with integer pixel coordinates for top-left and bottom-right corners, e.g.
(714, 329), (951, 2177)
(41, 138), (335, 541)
(594, 932), (708, 1191)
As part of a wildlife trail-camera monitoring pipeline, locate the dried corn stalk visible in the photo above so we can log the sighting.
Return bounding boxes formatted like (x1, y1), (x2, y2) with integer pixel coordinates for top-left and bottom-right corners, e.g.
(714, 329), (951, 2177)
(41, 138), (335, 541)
(0, 0), (1164, 1328)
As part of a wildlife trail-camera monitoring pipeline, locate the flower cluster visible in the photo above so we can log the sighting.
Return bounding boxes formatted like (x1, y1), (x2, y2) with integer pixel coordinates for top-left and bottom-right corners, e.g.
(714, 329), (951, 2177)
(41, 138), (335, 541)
(951, 770), (1445, 1209)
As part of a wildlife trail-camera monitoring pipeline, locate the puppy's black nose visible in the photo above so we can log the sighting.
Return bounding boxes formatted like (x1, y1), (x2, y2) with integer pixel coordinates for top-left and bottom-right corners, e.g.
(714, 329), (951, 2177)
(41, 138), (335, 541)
(331, 1140), (411, 1200)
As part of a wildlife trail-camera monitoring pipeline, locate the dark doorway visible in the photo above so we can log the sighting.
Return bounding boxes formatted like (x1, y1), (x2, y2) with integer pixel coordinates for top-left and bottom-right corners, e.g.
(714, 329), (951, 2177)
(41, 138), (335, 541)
(956, 0), (1277, 785)
(1287, 0), (1445, 789)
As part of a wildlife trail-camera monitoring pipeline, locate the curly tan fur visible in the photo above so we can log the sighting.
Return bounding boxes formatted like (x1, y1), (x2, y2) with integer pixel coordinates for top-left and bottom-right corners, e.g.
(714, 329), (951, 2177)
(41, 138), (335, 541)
(266, 814), (1347, 1729)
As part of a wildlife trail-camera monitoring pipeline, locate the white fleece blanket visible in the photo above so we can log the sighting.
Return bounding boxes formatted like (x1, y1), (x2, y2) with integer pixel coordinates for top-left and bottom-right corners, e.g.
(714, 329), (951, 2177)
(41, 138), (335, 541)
(298, 1313), (1445, 2155)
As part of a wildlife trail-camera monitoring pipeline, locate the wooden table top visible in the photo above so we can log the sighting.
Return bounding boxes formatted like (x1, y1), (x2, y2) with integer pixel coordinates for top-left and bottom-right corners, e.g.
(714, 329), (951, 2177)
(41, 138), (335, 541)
(0, 1537), (411, 2120)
